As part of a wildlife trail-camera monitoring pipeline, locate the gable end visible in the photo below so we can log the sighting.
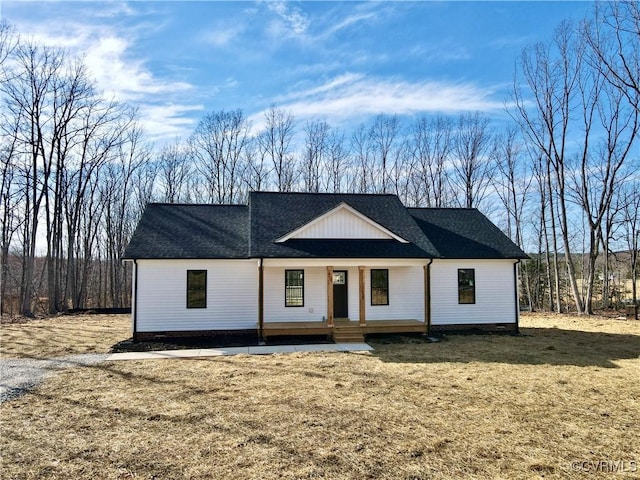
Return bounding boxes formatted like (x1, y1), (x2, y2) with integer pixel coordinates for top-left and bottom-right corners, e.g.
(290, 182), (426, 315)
(275, 202), (409, 243)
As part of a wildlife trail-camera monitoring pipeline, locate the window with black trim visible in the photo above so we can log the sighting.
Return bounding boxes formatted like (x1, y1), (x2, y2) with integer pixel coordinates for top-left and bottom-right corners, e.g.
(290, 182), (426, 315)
(371, 269), (389, 305)
(458, 269), (475, 304)
(285, 269), (304, 307)
(187, 270), (207, 308)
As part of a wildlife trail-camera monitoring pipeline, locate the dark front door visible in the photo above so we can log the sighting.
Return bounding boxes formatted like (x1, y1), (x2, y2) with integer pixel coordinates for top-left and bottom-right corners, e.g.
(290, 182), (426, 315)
(333, 270), (348, 318)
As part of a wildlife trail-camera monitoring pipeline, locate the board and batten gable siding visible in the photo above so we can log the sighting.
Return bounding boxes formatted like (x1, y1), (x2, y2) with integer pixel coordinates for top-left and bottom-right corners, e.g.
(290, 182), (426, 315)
(263, 264), (425, 323)
(290, 208), (392, 239)
(430, 259), (517, 325)
(136, 259), (258, 332)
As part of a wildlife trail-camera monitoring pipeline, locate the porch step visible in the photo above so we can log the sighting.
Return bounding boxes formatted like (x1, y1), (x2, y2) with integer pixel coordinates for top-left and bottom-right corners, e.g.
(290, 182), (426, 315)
(332, 324), (365, 343)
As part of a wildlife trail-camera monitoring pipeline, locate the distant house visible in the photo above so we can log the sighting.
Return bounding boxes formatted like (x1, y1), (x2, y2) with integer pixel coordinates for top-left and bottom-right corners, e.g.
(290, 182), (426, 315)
(123, 192), (528, 342)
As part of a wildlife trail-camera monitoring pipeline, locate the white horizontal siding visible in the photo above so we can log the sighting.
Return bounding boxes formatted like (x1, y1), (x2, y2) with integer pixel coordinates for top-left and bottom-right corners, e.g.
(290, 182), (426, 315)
(264, 266), (327, 322)
(364, 266), (425, 322)
(430, 259), (517, 325)
(134, 259), (515, 331)
(136, 259), (258, 332)
(293, 208), (392, 239)
(263, 265), (425, 323)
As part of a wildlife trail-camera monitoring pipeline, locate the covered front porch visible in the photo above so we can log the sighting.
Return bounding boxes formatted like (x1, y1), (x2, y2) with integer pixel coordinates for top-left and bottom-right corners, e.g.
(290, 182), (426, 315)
(259, 258), (431, 342)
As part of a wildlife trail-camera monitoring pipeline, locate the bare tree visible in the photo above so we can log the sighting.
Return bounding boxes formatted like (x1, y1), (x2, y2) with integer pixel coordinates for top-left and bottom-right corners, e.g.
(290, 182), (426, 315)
(157, 139), (192, 203)
(570, 75), (639, 312)
(387, 140), (412, 205)
(100, 122), (150, 308)
(369, 114), (400, 193)
(494, 127), (532, 246)
(257, 106), (296, 192)
(494, 126), (534, 309)
(0, 134), (21, 314)
(62, 98), (134, 309)
(584, 1), (640, 112)
(620, 182), (639, 305)
(409, 115), (454, 207)
(0, 23), (19, 312)
(451, 112), (494, 209)
(243, 138), (270, 192)
(350, 123), (375, 193)
(322, 130), (349, 193)
(511, 21), (586, 313)
(0, 41), (69, 315)
(191, 109), (250, 204)
(300, 119), (329, 193)
(0, 21), (17, 67)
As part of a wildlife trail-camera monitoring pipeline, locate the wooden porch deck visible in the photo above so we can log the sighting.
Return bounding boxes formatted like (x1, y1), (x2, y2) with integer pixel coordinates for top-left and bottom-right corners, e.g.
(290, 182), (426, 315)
(262, 319), (426, 340)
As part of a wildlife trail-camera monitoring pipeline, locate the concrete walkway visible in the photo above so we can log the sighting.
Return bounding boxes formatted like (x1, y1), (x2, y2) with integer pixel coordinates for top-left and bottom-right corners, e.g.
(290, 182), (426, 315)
(105, 342), (373, 361)
(1, 344), (373, 403)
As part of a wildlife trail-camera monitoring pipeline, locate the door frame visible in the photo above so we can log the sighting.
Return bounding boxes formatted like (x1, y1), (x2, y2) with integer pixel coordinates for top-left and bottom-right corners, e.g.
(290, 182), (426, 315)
(332, 270), (348, 319)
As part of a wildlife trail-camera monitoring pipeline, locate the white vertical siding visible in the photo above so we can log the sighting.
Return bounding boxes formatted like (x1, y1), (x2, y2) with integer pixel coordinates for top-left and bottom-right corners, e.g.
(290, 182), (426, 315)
(430, 259), (517, 325)
(293, 208), (392, 239)
(136, 259), (258, 332)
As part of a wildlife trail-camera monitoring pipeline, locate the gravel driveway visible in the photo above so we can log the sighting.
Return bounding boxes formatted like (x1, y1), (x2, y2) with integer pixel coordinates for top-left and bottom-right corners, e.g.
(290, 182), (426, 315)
(0, 354), (108, 403)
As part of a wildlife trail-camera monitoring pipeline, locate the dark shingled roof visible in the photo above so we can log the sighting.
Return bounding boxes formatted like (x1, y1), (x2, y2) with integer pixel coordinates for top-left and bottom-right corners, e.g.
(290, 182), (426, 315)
(122, 204), (249, 259)
(249, 191), (439, 258)
(409, 208), (529, 259)
(123, 193), (528, 260)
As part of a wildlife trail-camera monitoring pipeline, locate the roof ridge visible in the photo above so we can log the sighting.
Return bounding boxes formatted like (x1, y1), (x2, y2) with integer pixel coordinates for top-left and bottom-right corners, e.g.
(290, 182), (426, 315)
(408, 207), (478, 211)
(250, 191), (398, 197)
(148, 202), (246, 207)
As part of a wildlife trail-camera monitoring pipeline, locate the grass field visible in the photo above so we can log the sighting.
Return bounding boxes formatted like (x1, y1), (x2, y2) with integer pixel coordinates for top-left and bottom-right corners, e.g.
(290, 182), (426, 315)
(1, 313), (639, 479)
(0, 314), (130, 358)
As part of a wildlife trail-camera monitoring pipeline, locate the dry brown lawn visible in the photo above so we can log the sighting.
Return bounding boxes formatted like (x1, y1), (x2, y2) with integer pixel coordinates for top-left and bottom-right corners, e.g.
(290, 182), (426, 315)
(0, 314), (130, 358)
(1, 313), (639, 479)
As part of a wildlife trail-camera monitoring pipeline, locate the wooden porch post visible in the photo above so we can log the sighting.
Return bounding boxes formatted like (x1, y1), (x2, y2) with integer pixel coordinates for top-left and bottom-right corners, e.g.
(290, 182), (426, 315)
(358, 266), (365, 326)
(424, 261), (432, 335)
(327, 266), (334, 327)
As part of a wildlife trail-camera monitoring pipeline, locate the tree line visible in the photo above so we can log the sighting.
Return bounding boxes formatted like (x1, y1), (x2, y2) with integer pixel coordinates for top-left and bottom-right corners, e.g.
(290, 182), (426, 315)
(1, 2), (638, 317)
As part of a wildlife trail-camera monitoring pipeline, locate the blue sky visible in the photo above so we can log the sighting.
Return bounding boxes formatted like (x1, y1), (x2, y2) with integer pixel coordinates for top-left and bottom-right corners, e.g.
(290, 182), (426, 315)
(1, 1), (594, 142)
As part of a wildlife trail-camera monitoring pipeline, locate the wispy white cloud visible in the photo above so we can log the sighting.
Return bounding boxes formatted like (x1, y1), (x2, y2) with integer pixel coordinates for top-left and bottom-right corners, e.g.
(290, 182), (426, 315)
(266, 1), (310, 37)
(10, 13), (200, 141)
(409, 42), (471, 63)
(80, 35), (192, 101)
(201, 23), (244, 47)
(248, 74), (506, 128)
(87, 2), (137, 19)
(320, 11), (378, 38)
(138, 103), (205, 143)
(283, 73), (365, 102)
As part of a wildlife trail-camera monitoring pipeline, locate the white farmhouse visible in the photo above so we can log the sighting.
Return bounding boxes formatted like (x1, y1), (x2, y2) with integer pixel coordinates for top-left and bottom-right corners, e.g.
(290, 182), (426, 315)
(123, 192), (528, 342)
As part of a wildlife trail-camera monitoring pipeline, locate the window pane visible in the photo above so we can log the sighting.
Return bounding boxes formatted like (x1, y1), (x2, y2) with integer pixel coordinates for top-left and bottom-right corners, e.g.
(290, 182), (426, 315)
(371, 269), (389, 305)
(285, 270), (304, 307)
(187, 270), (207, 308)
(458, 269), (475, 304)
